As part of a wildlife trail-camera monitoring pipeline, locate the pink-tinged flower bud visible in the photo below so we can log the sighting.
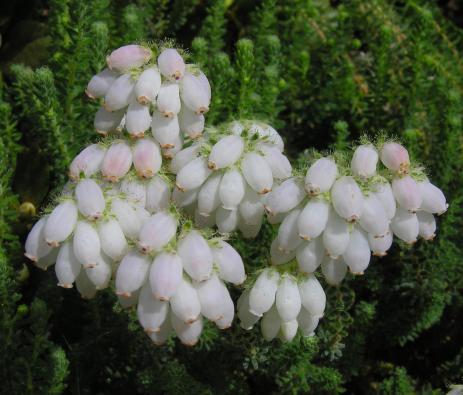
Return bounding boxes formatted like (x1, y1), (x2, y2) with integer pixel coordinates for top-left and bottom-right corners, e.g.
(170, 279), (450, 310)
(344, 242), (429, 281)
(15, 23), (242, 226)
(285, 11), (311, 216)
(276, 275), (301, 322)
(137, 282), (169, 333)
(75, 269), (97, 299)
(172, 186), (199, 208)
(298, 199), (330, 240)
(101, 141), (133, 182)
(322, 209), (350, 258)
(417, 211), (436, 240)
(134, 67), (161, 104)
(259, 143), (292, 180)
(106, 44), (152, 72)
(197, 173), (222, 216)
(55, 241), (81, 288)
(138, 211), (177, 254)
(149, 252), (183, 300)
(94, 107), (125, 135)
(178, 107), (204, 139)
(215, 291), (235, 329)
(75, 179), (105, 220)
(178, 230), (213, 281)
(73, 221), (101, 268)
(296, 238), (324, 274)
(111, 198), (142, 239)
(418, 180), (448, 215)
(297, 308), (320, 336)
(176, 157), (211, 192)
(125, 100), (151, 138)
(368, 229), (393, 257)
(241, 152), (273, 194)
(265, 178), (305, 215)
(351, 144), (378, 178)
(305, 157), (338, 196)
(97, 219), (128, 261)
(331, 176), (364, 223)
(219, 169), (246, 210)
(279, 319), (298, 342)
(86, 68), (118, 99)
(380, 142), (410, 174)
(133, 138), (161, 178)
(156, 82), (180, 118)
(390, 207), (419, 244)
(237, 289), (260, 329)
(157, 48), (186, 80)
(212, 240), (245, 285)
(180, 72), (211, 114)
(149, 311), (173, 345)
(372, 182), (396, 219)
(44, 201), (78, 247)
(145, 176), (171, 213)
(208, 135), (244, 170)
(270, 238), (296, 265)
(170, 144), (201, 174)
(104, 74), (135, 111)
(115, 250), (150, 297)
(342, 227), (371, 274)
(321, 256), (347, 286)
(298, 275), (326, 318)
(358, 193), (389, 237)
(249, 123), (284, 152)
(69, 144), (106, 180)
(151, 111), (180, 148)
(216, 207), (239, 234)
(170, 279), (201, 323)
(25, 217), (52, 262)
(239, 186), (264, 226)
(261, 304), (281, 341)
(171, 312), (203, 346)
(195, 274), (230, 321)
(276, 209), (303, 253)
(392, 176), (422, 213)
(85, 254), (112, 289)
(249, 269), (280, 316)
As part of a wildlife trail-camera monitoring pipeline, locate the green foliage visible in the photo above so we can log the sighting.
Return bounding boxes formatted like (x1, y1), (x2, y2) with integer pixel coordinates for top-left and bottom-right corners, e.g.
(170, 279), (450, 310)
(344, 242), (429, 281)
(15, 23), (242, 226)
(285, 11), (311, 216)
(0, 0), (462, 394)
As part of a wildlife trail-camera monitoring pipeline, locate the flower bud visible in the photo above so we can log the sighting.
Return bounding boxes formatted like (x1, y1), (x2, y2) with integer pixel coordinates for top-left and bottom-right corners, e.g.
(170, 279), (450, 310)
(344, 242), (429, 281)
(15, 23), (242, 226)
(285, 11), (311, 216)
(321, 256), (347, 286)
(161, 133), (183, 158)
(75, 269), (97, 299)
(238, 186), (264, 226)
(249, 269), (280, 316)
(132, 138), (162, 178)
(368, 229), (393, 257)
(149, 311), (172, 345)
(44, 201), (78, 247)
(259, 143), (292, 179)
(149, 252), (183, 300)
(212, 240), (245, 285)
(208, 135), (244, 170)
(85, 254), (112, 289)
(101, 141), (133, 182)
(35, 248), (59, 271)
(118, 289), (139, 309)
(216, 207), (240, 234)
(249, 123), (284, 152)
(418, 181), (448, 215)
(157, 48), (185, 80)
(296, 238), (324, 274)
(125, 99), (152, 138)
(106, 44), (152, 71)
(351, 144), (378, 178)
(265, 178), (305, 215)
(157, 82), (181, 118)
(176, 157), (211, 191)
(297, 309), (319, 337)
(145, 176), (171, 213)
(358, 193), (389, 237)
(180, 72), (211, 114)
(55, 241), (81, 288)
(276, 276), (301, 322)
(237, 290), (260, 329)
(417, 211), (436, 240)
(134, 67), (161, 104)
(195, 274), (229, 321)
(170, 278), (201, 323)
(178, 107), (205, 139)
(331, 176), (364, 223)
(298, 275), (326, 318)
(197, 173), (222, 216)
(97, 219), (128, 261)
(298, 199), (330, 240)
(138, 211), (177, 254)
(279, 319), (298, 342)
(86, 68), (117, 99)
(261, 304), (281, 341)
(390, 207), (419, 244)
(170, 144), (201, 174)
(136, 282), (169, 333)
(75, 179), (105, 220)
(25, 217), (52, 262)
(392, 176), (422, 213)
(195, 209), (216, 228)
(94, 107), (125, 135)
(219, 169), (246, 210)
(104, 74), (135, 111)
(110, 198), (141, 239)
(270, 238), (296, 265)
(241, 152), (273, 194)
(342, 227), (371, 274)
(322, 209), (350, 258)
(239, 220), (262, 239)
(172, 186), (199, 208)
(73, 221), (101, 268)
(171, 312), (203, 346)
(69, 144), (106, 180)
(120, 178), (147, 207)
(305, 157), (338, 196)
(151, 109), (181, 148)
(276, 209), (303, 252)
(372, 182), (396, 219)
(380, 142), (410, 174)
(178, 230), (213, 281)
(215, 292), (234, 329)
(115, 250), (150, 297)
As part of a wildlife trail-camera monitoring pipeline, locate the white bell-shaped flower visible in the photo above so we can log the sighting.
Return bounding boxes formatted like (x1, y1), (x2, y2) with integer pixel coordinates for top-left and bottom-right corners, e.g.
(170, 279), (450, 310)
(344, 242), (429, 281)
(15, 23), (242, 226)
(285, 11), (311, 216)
(106, 44), (151, 72)
(24, 217), (52, 262)
(180, 71), (211, 114)
(125, 99), (152, 138)
(342, 227), (371, 274)
(380, 142), (410, 175)
(97, 219), (128, 261)
(134, 67), (161, 104)
(417, 211), (436, 240)
(151, 111), (181, 149)
(170, 278), (201, 323)
(197, 172), (222, 216)
(169, 144), (201, 174)
(298, 275), (326, 318)
(219, 169), (246, 210)
(177, 230), (213, 281)
(55, 241), (81, 288)
(358, 193), (389, 237)
(157, 82), (181, 118)
(208, 135), (244, 170)
(110, 198), (141, 239)
(322, 209), (351, 259)
(75, 179), (105, 220)
(371, 182), (396, 219)
(86, 68), (117, 99)
(212, 240), (245, 285)
(44, 200), (78, 247)
(157, 48), (185, 80)
(216, 207), (240, 234)
(261, 304), (281, 341)
(331, 176), (364, 223)
(270, 238), (296, 265)
(297, 309), (319, 337)
(137, 282), (169, 333)
(132, 138), (162, 178)
(104, 74), (135, 111)
(94, 107), (125, 135)
(171, 312), (203, 346)
(145, 176), (171, 213)
(73, 221), (101, 268)
(305, 157), (338, 196)
(368, 229), (393, 257)
(249, 269), (280, 316)
(390, 207), (419, 244)
(392, 176), (422, 213)
(276, 209), (303, 253)
(351, 144), (378, 178)
(241, 152), (273, 194)
(296, 237), (324, 274)
(298, 198), (330, 240)
(275, 275), (301, 322)
(176, 156), (211, 192)
(321, 256), (348, 286)
(265, 177), (305, 215)
(418, 180), (448, 215)
(138, 211), (178, 254)
(69, 144), (106, 180)
(85, 254), (112, 289)
(178, 107), (204, 139)
(101, 141), (133, 182)
(115, 250), (150, 297)
(149, 252), (183, 301)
